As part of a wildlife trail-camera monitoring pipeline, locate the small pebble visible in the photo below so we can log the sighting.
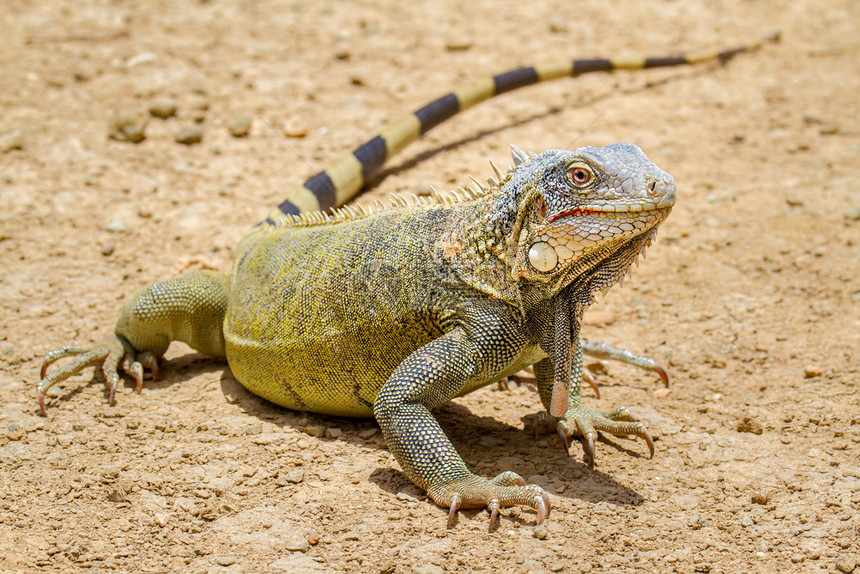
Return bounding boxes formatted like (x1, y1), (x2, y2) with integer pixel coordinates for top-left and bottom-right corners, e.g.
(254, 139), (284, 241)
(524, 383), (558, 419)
(189, 98), (209, 114)
(282, 119), (308, 138)
(835, 554), (856, 573)
(0, 130), (23, 153)
(228, 113), (252, 137)
(102, 221), (127, 233)
(108, 110), (147, 143)
(445, 39), (474, 51)
(107, 488), (127, 503)
(147, 99), (177, 119)
(100, 243), (115, 256)
(533, 525), (549, 540)
(819, 122), (841, 135)
(804, 365), (823, 378)
(6, 428), (24, 441)
(283, 533), (309, 552)
(325, 427), (343, 439)
(175, 125), (203, 145)
(125, 52), (156, 67)
(751, 491), (771, 505)
(736, 416), (763, 434)
(740, 516), (754, 527)
(548, 20), (569, 33)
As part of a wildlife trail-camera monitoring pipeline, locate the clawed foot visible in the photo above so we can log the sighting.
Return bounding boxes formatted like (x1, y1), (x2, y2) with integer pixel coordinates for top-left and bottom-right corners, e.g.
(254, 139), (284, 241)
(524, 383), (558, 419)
(37, 335), (157, 414)
(429, 471), (551, 529)
(533, 406), (654, 466)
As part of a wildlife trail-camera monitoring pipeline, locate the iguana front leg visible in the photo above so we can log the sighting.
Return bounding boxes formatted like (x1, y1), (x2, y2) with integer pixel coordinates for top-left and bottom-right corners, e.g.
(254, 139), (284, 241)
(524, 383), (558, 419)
(533, 353), (654, 466)
(374, 325), (550, 528)
(37, 270), (229, 412)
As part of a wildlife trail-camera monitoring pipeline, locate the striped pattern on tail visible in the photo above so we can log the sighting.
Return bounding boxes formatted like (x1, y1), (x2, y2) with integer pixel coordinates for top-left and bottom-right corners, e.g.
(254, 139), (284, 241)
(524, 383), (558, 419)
(262, 34), (778, 226)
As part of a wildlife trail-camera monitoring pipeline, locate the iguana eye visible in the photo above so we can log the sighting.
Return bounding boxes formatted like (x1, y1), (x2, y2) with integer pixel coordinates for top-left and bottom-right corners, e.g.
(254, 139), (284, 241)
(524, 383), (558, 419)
(567, 165), (593, 187)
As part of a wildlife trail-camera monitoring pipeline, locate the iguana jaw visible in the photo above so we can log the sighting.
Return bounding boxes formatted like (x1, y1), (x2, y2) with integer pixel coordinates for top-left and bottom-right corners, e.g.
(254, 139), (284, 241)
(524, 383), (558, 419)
(546, 204), (672, 222)
(513, 205), (672, 285)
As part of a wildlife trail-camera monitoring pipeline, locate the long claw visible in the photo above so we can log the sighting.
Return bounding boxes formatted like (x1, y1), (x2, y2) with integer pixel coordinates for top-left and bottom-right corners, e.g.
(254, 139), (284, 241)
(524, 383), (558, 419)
(107, 374), (119, 406)
(38, 391), (47, 416)
(583, 368), (600, 398)
(584, 435), (596, 467)
(654, 363), (669, 387)
(132, 363), (143, 392)
(643, 427), (655, 458)
(488, 500), (500, 529)
(625, 411), (655, 458)
(536, 492), (551, 524)
(557, 425), (569, 452)
(447, 494), (461, 528)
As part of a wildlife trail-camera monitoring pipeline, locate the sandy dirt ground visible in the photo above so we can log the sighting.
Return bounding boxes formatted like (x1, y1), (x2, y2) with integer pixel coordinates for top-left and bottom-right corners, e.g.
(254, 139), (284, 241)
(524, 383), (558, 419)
(1, 0), (858, 572)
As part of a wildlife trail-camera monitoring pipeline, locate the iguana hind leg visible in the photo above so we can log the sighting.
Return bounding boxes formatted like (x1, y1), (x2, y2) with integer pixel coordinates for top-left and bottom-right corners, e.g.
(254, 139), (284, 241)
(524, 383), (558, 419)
(37, 270), (229, 413)
(581, 338), (669, 388)
(506, 338), (668, 399)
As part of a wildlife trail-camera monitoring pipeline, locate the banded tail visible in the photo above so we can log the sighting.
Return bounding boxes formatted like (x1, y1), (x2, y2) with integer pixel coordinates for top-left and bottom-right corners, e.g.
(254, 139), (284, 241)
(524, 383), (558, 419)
(262, 33), (779, 226)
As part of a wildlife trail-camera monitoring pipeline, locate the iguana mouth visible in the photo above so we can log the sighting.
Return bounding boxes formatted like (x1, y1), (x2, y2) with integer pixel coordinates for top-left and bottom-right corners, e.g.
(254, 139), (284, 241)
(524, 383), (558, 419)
(547, 205), (671, 223)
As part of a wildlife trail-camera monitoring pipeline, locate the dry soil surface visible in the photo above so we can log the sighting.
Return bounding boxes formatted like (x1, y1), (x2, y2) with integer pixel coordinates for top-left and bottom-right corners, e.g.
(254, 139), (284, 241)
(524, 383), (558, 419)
(1, 1), (858, 573)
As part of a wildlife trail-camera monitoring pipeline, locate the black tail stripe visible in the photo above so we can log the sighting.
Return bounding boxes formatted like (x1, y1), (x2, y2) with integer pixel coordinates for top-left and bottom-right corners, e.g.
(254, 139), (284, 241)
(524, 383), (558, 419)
(353, 135), (387, 180)
(276, 201), (302, 217)
(292, 172), (337, 212)
(572, 59), (614, 75)
(717, 47), (747, 62)
(493, 67), (540, 95)
(415, 93), (461, 134)
(644, 56), (690, 68)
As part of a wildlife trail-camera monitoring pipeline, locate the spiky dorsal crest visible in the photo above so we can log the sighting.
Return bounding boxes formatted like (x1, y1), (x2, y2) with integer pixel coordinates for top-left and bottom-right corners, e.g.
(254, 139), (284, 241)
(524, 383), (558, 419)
(269, 154), (526, 228)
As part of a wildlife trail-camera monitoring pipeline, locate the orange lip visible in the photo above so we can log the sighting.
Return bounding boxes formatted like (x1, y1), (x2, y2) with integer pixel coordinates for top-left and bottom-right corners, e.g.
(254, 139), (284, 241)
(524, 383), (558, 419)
(547, 207), (605, 223)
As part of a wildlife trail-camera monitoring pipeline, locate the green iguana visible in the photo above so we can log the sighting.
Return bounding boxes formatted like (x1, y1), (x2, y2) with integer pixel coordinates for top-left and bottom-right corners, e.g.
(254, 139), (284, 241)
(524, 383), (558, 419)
(36, 39), (771, 527)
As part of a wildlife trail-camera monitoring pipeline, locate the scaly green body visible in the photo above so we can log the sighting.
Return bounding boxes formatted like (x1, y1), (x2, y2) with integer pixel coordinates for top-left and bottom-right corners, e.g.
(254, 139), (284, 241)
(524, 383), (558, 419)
(228, 192), (545, 417)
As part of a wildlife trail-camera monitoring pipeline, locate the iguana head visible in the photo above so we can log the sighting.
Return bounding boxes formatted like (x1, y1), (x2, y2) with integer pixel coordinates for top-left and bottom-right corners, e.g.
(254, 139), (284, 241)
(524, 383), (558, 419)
(506, 143), (675, 297)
